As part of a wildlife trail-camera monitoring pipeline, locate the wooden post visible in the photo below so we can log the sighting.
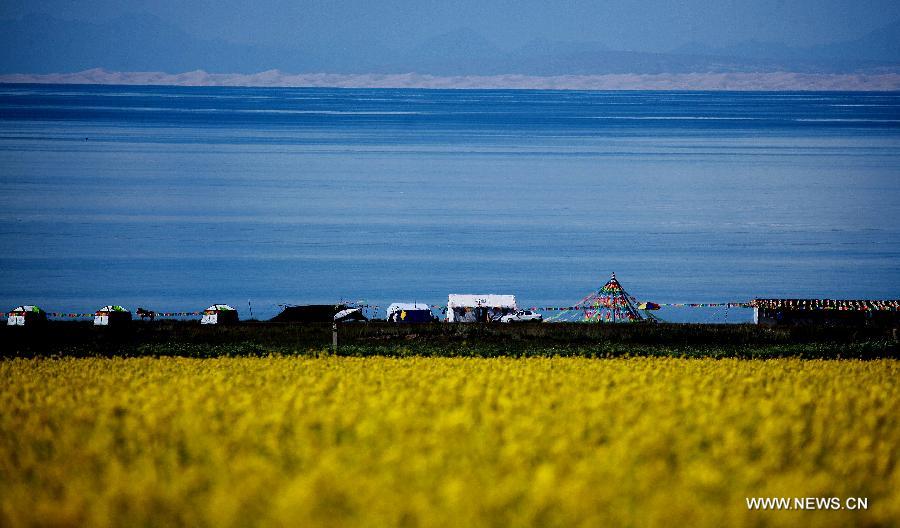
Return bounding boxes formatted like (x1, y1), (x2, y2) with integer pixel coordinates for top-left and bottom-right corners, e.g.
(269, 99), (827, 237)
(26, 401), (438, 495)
(332, 322), (338, 353)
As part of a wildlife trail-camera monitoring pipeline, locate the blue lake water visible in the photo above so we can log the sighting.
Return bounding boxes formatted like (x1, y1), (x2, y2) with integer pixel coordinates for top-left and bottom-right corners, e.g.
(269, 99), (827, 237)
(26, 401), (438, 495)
(1, 85), (899, 322)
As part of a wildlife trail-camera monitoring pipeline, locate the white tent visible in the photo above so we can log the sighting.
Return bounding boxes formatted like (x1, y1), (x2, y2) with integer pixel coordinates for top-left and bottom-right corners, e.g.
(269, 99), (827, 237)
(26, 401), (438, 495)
(7, 305), (47, 326)
(201, 304), (238, 325)
(447, 294), (517, 322)
(94, 305), (131, 326)
(334, 308), (366, 322)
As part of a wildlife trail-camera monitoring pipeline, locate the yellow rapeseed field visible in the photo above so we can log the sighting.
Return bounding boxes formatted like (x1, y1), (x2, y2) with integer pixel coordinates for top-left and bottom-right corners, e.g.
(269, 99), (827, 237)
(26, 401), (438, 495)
(1, 357), (897, 527)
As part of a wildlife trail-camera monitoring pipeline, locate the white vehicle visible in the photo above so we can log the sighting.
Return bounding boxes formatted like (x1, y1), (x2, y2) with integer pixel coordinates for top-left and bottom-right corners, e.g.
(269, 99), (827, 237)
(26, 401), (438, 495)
(500, 310), (543, 323)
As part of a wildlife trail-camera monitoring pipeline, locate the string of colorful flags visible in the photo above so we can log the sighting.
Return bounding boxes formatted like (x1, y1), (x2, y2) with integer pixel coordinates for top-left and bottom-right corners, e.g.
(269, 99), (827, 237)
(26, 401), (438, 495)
(355, 302), (754, 311)
(1, 303), (745, 318)
(5, 300), (899, 319)
(1, 311), (206, 318)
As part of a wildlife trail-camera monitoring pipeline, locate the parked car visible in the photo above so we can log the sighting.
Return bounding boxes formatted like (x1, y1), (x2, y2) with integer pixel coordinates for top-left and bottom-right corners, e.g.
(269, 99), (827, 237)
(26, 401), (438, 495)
(500, 310), (543, 323)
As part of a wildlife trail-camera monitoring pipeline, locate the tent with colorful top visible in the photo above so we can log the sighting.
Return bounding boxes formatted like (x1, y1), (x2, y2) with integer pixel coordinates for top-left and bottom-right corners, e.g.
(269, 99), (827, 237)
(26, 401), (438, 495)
(6, 305), (48, 326)
(201, 304), (239, 325)
(548, 273), (655, 323)
(94, 305), (131, 326)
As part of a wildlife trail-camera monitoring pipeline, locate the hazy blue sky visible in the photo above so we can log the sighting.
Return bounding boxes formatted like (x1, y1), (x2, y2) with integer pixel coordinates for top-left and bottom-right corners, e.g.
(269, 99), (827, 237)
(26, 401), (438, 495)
(3, 0), (900, 52)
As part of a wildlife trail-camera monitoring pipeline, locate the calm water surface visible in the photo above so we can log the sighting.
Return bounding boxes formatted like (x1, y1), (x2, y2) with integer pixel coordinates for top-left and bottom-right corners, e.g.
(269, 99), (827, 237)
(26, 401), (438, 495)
(1, 85), (898, 321)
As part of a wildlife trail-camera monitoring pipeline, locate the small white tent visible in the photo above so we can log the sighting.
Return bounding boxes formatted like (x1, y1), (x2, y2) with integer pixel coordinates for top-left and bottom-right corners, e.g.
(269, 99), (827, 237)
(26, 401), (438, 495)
(334, 308), (366, 323)
(7, 305), (47, 326)
(447, 294), (517, 322)
(201, 304), (238, 325)
(94, 305), (131, 326)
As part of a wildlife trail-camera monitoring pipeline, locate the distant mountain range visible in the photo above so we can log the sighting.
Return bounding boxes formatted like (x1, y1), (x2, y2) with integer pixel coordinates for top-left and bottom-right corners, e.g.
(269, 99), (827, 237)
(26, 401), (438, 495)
(2, 13), (900, 76)
(3, 69), (899, 91)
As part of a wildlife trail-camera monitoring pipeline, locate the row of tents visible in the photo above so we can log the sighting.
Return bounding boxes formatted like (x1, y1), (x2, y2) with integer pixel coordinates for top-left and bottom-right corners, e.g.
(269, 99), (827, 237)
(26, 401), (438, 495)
(266, 275), (657, 324)
(7, 273), (659, 326)
(6, 304), (239, 327)
(6, 273), (657, 327)
(6, 302), (427, 326)
(8, 273), (900, 328)
(6, 299), (522, 326)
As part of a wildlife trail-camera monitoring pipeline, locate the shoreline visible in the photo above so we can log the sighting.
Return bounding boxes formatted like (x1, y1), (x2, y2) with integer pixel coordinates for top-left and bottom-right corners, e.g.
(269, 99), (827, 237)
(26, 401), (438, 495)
(3, 69), (900, 91)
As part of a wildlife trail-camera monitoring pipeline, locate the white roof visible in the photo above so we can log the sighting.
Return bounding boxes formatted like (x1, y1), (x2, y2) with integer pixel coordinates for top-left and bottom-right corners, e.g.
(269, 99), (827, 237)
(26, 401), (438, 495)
(387, 303), (432, 313)
(448, 294), (517, 309)
(206, 304), (235, 311)
(334, 308), (362, 320)
(97, 305), (129, 313)
(10, 305), (42, 313)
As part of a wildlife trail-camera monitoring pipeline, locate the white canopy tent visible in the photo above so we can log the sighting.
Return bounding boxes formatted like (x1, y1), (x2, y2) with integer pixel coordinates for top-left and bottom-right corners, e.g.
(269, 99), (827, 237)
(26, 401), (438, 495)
(447, 294), (517, 322)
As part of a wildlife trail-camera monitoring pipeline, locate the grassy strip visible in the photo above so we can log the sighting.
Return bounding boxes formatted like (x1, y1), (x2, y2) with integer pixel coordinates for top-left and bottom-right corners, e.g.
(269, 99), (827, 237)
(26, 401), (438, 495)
(3, 321), (897, 359)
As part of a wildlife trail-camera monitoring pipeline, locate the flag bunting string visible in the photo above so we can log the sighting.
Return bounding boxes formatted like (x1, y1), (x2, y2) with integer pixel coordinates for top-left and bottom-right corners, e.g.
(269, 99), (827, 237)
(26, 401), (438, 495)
(7, 299), (900, 319)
